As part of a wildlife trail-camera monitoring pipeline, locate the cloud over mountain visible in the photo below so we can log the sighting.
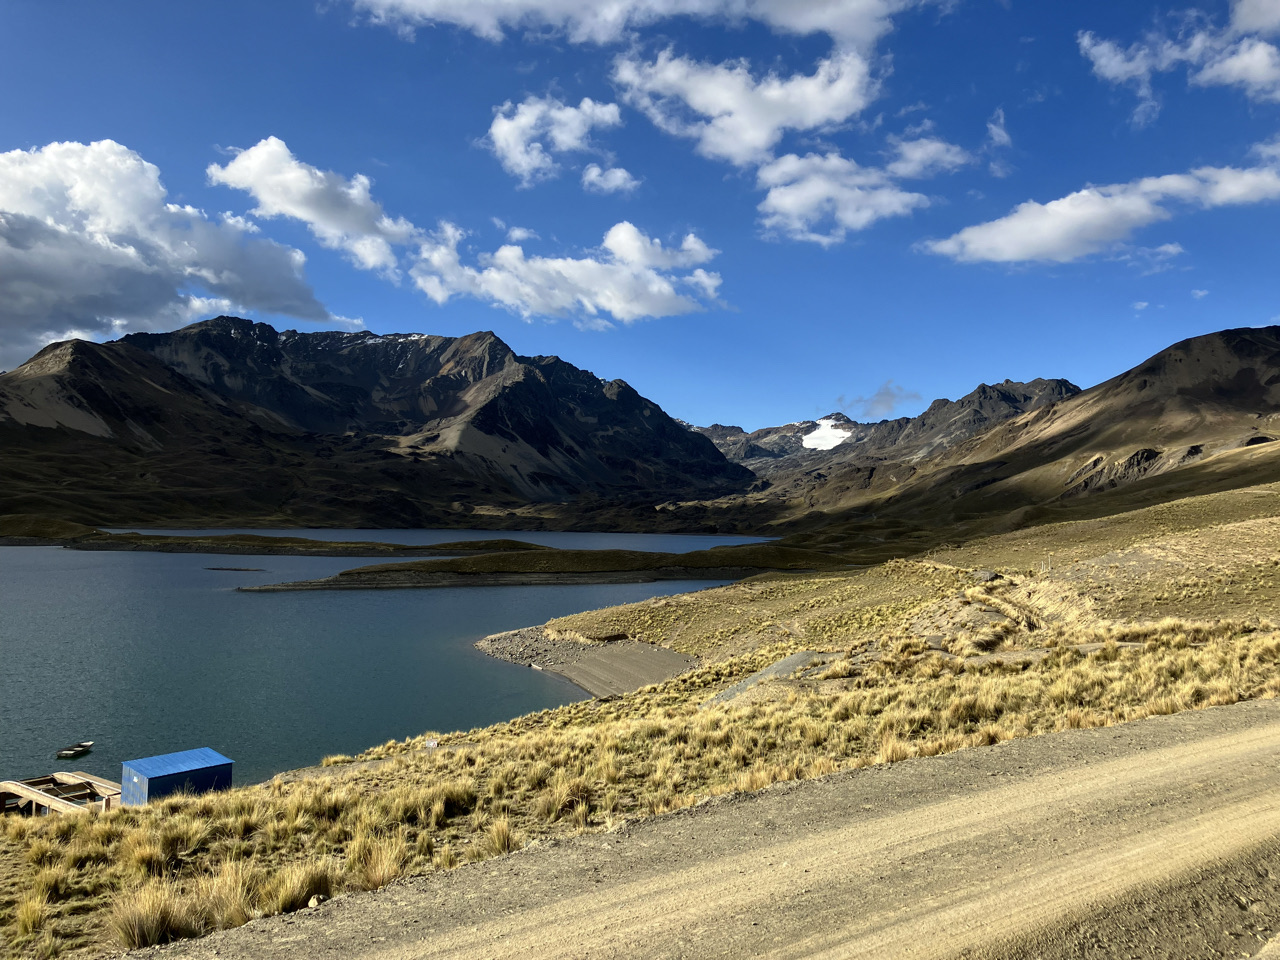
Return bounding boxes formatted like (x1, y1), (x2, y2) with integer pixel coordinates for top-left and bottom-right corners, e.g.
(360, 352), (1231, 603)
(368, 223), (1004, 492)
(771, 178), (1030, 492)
(0, 139), (327, 370)
(208, 136), (417, 275)
(210, 139), (721, 327)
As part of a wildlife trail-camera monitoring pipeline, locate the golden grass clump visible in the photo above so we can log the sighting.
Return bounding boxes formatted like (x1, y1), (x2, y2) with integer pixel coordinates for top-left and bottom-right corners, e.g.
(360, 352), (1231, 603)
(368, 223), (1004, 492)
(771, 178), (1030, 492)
(110, 882), (207, 949)
(31, 864), (73, 903)
(15, 891), (50, 937)
(348, 831), (410, 890)
(260, 860), (339, 913)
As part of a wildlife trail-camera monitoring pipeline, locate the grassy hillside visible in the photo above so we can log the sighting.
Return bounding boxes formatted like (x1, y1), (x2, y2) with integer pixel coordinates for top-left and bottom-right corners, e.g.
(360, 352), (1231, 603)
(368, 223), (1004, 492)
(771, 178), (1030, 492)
(5, 481), (1280, 957)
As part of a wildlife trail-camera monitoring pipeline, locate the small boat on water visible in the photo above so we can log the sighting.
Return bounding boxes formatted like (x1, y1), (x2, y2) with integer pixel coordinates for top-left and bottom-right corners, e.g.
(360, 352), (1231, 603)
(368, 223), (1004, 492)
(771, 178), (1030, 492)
(56, 741), (94, 760)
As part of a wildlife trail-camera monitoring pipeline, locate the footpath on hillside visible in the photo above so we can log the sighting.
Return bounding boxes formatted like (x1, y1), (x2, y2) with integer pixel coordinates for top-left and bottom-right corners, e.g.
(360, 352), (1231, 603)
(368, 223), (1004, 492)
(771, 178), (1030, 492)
(148, 699), (1280, 960)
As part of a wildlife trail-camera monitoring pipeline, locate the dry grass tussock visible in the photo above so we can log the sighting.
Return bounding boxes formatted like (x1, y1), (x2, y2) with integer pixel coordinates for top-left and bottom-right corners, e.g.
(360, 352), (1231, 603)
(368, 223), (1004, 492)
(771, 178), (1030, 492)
(5, 498), (1280, 958)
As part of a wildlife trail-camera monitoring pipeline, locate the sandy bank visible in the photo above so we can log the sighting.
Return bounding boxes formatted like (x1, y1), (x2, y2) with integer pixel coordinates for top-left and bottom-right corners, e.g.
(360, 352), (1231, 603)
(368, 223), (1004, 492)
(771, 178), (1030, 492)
(476, 626), (697, 698)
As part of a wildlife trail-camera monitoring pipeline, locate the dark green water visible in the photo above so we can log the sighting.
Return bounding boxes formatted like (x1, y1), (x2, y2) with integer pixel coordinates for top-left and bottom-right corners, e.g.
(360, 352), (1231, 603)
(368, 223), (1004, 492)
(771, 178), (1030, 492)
(0, 532), (751, 785)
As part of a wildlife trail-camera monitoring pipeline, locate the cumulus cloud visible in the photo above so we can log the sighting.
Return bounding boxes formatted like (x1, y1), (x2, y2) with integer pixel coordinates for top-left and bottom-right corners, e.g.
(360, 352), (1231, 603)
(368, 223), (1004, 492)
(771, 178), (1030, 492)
(925, 153), (1280, 263)
(1133, 300), (1150, 310)
(582, 163), (640, 193)
(885, 136), (971, 178)
(613, 49), (876, 167)
(0, 139), (327, 370)
(207, 143), (717, 326)
(410, 220), (721, 327)
(601, 220), (717, 268)
(208, 137), (417, 275)
(757, 152), (929, 245)
(1194, 35), (1280, 99)
(1079, 2), (1280, 124)
(485, 95), (623, 186)
(1192, 288), (1210, 298)
(1232, 0), (1280, 35)
(349, 0), (925, 51)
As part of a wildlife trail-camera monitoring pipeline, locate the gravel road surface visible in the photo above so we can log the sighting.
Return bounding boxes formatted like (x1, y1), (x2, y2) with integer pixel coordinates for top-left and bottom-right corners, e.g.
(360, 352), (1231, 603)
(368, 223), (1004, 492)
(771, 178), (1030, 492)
(142, 699), (1280, 960)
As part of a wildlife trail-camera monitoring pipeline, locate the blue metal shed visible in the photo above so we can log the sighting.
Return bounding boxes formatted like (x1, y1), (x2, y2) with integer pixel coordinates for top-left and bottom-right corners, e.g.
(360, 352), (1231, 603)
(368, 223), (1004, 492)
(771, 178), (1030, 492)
(120, 748), (233, 806)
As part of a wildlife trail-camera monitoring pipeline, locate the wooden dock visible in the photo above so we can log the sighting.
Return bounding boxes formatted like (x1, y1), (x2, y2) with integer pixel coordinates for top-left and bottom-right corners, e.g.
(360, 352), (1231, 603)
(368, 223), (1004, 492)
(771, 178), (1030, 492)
(0, 771), (123, 816)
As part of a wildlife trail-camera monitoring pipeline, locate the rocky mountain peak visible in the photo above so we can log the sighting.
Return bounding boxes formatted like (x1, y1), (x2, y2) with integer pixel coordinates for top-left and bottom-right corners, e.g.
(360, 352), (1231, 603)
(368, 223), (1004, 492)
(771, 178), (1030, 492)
(0, 318), (750, 520)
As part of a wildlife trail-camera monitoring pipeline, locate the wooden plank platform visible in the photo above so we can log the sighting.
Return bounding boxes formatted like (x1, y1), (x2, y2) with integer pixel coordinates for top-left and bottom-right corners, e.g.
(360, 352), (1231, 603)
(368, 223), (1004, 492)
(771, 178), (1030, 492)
(0, 772), (122, 815)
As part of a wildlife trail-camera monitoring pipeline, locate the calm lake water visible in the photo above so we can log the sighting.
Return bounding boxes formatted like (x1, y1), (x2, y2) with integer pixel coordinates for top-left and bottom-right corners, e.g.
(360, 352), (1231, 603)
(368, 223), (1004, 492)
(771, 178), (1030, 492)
(0, 530), (757, 785)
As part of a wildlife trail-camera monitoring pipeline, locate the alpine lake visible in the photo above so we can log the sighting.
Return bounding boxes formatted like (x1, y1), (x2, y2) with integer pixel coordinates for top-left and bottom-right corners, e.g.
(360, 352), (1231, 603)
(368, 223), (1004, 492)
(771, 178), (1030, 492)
(0, 529), (763, 785)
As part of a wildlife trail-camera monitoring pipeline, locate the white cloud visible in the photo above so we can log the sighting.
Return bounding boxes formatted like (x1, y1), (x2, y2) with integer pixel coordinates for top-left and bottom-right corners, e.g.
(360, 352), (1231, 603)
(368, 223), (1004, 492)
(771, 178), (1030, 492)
(582, 163), (641, 193)
(410, 220), (721, 325)
(1253, 135), (1280, 163)
(928, 187), (1167, 263)
(1232, 0), (1280, 36)
(986, 107), (1012, 148)
(0, 139), (327, 370)
(885, 136), (971, 178)
(350, 0), (925, 51)
(485, 95), (622, 186)
(926, 155), (1280, 263)
(1192, 288), (1210, 298)
(613, 49), (876, 167)
(757, 152), (929, 245)
(208, 136), (417, 275)
(1079, 6), (1280, 123)
(208, 140), (718, 328)
(601, 220), (717, 268)
(1192, 35), (1280, 100)
(1133, 300), (1150, 310)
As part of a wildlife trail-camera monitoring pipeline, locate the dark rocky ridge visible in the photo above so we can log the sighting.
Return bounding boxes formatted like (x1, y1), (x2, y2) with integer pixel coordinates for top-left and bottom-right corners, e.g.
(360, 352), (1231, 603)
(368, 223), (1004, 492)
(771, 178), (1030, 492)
(0, 317), (751, 527)
(695, 378), (1080, 469)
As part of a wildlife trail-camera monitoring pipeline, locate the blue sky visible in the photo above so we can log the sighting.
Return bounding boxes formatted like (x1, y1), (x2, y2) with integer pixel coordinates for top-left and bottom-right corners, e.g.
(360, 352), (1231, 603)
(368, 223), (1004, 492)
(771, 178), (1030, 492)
(2, 0), (1278, 430)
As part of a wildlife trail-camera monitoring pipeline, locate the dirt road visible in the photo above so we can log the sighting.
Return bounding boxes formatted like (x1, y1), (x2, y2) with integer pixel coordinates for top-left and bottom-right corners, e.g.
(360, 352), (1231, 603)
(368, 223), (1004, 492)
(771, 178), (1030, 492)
(149, 700), (1280, 959)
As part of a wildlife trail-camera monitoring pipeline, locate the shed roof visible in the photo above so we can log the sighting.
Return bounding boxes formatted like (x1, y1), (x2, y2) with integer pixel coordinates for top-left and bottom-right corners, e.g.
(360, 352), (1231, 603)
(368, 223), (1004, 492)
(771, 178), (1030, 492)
(122, 748), (233, 779)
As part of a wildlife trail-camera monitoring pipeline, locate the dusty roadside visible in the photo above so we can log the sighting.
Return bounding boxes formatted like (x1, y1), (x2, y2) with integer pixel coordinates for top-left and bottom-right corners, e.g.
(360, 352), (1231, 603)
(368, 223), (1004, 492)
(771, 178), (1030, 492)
(146, 698), (1280, 960)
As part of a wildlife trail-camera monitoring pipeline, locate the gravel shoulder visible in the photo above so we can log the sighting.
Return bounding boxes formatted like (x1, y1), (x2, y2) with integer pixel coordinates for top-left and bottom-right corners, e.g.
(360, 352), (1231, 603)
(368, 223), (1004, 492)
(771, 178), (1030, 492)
(146, 698), (1280, 960)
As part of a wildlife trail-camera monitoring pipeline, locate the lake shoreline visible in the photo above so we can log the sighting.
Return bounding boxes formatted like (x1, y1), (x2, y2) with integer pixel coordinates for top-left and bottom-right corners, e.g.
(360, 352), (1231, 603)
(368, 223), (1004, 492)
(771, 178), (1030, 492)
(238, 567), (760, 591)
(0, 535), (549, 558)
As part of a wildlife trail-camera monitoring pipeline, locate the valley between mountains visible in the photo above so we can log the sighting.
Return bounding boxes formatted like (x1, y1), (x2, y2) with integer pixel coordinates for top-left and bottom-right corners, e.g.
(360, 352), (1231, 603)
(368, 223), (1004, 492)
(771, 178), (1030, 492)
(5, 318), (1280, 959)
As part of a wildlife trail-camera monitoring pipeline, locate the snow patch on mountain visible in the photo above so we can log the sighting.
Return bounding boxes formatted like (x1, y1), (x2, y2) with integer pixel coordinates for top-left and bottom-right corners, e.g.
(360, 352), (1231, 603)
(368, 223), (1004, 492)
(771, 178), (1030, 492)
(802, 416), (855, 451)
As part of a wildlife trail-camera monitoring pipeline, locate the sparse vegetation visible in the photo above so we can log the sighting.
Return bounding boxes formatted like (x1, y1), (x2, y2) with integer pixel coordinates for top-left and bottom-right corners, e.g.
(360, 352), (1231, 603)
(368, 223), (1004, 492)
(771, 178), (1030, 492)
(6, 482), (1280, 958)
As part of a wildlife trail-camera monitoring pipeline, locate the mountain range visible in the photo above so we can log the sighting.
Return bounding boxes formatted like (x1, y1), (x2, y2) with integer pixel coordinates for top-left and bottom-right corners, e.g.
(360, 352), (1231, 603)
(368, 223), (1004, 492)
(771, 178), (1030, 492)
(694, 377), (1080, 469)
(3, 318), (1280, 541)
(0, 317), (746, 527)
